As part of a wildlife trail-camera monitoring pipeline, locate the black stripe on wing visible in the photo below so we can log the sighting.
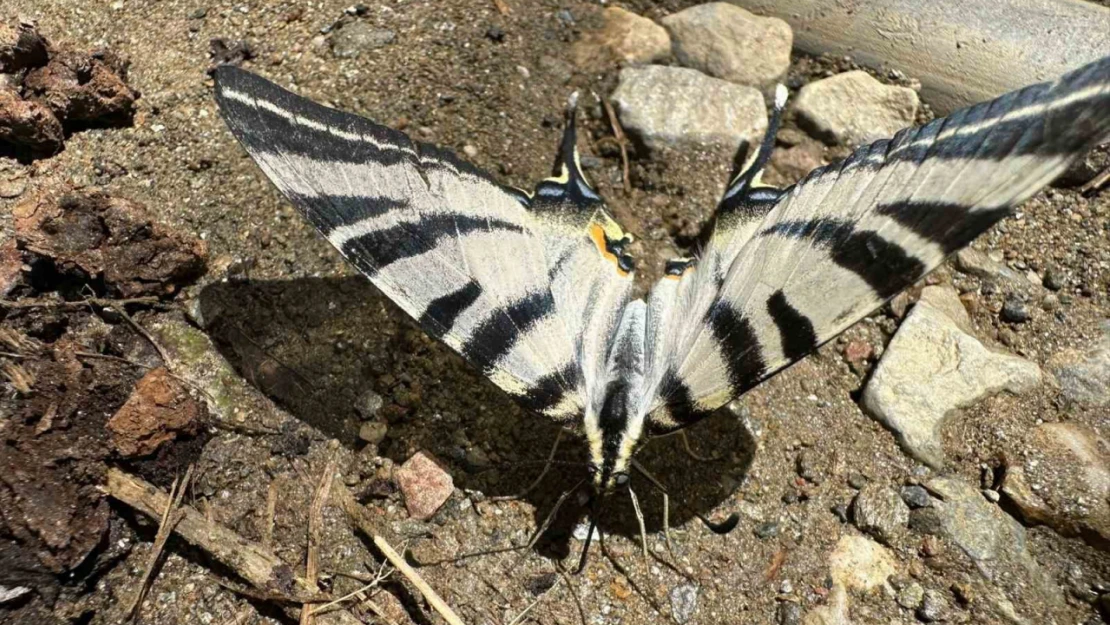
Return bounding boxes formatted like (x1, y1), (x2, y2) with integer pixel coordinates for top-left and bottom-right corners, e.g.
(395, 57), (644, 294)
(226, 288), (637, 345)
(706, 299), (766, 393)
(761, 219), (926, 299)
(462, 290), (556, 373)
(339, 214), (526, 274)
(767, 290), (818, 361)
(214, 66), (416, 166)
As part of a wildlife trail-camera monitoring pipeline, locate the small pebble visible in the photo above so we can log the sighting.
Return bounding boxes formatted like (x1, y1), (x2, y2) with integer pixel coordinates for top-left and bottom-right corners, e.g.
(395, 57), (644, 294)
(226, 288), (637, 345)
(897, 582), (925, 610)
(670, 584), (698, 624)
(776, 601), (802, 625)
(916, 589), (947, 622)
(848, 473), (869, 489)
(831, 503), (850, 523)
(1001, 295), (1030, 323)
(982, 489), (1000, 503)
(485, 25), (505, 42)
(1043, 265), (1065, 291)
(754, 522), (780, 539)
(900, 485), (932, 509)
(462, 144), (478, 158)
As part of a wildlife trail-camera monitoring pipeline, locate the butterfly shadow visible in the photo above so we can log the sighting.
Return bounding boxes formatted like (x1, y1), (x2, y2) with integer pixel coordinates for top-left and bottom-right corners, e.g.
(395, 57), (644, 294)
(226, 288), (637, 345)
(197, 276), (757, 563)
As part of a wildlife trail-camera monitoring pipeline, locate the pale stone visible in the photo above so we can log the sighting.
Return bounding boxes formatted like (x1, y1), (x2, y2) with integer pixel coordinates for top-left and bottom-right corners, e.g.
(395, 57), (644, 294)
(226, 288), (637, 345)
(794, 71), (919, 146)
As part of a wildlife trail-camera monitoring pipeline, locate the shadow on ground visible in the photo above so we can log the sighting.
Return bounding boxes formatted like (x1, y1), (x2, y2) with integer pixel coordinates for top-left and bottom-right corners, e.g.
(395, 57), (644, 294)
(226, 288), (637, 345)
(198, 276), (756, 558)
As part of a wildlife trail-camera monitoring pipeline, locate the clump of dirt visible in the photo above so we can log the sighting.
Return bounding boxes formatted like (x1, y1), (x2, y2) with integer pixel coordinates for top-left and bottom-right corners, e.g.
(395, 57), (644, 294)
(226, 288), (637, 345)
(0, 20), (137, 158)
(13, 190), (207, 299)
(107, 367), (207, 457)
(2, 184), (209, 609)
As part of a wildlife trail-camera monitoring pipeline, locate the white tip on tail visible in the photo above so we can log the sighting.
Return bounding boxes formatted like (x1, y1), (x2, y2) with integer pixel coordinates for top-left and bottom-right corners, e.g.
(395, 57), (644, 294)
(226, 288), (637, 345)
(774, 83), (788, 109)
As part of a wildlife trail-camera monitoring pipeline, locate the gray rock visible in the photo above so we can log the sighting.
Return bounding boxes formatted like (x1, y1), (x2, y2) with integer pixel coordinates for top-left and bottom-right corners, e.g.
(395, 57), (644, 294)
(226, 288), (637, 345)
(356, 390), (384, 419)
(926, 476), (1064, 612)
(776, 601), (802, 625)
(661, 3), (792, 92)
(852, 484), (909, 544)
(670, 584), (699, 624)
(901, 485), (932, 509)
(794, 70), (918, 146)
(395, 451), (454, 520)
(848, 472), (869, 490)
(916, 589), (947, 622)
(331, 21), (395, 58)
(1001, 295), (1030, 323)
(754, 521), (780, 539)
(573, 7), (670, 68)
(1001, 423), (1110, 549)
(1042, 264), (1066, 291)
(1047, 323), (1110, 406)
(612, 65), (767, 155)
(0, 585), (30, 605)
(896, 582), (925, 610)
(862, 286), (1042, 468)
(954, 248), (1027, 286)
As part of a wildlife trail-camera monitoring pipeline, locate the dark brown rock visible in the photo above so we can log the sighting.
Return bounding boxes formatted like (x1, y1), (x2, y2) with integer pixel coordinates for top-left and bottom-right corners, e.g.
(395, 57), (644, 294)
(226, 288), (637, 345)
(13, 191), (208, 297)
(23, 49), (137, 124)
(0, 86), (64, 153)
(0, 20), (50, 73)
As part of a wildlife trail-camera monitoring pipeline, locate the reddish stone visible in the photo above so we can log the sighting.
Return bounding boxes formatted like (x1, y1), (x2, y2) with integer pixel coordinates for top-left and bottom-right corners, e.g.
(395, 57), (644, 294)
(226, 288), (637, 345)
(395, 451), (453, 521)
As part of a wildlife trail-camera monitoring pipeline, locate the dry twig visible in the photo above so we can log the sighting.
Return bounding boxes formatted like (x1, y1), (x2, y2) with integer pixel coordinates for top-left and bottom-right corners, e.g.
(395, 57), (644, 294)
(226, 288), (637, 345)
(1080, 164), (1110, 195)
(128, 465), (193, 620)
(373, 535), (465, 625)
(104, 468), (320, 601)
(301, 455), (339, 625)
(601, 98), (632, 196)
(0, 296), (163, 310)
(492, 0), (511, 15)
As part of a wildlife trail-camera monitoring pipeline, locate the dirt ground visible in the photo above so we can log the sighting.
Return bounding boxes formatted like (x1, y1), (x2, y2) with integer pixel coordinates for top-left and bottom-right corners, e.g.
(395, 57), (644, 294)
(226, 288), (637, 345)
(1, 1), (1108, 624)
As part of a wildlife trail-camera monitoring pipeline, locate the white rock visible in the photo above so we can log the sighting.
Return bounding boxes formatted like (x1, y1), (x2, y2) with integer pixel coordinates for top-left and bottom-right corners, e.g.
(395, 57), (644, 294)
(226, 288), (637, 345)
(611, 65), (767, 155)
(794, 70), (919, 146)
(670, 584), (699, 624)
(862, 285), (1042, 468)
(662, 3), (791, 92)
(828, 534), (898, 592)
(573, 7), (670, 68)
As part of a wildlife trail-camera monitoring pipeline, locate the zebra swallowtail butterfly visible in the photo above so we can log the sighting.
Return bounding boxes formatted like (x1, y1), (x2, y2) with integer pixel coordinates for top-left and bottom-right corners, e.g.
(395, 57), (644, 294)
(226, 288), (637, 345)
(215, 55), (1110, 532)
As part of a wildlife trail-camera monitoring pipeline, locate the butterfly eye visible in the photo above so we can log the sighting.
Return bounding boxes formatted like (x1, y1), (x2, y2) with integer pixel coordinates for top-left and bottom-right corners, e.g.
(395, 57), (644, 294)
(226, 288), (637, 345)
(614, 473), (629, 486)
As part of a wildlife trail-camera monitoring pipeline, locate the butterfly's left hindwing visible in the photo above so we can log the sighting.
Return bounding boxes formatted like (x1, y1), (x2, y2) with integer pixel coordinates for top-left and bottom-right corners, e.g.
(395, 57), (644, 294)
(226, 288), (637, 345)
(214, 67), (636, 423)
(641, 55), (1110, 434)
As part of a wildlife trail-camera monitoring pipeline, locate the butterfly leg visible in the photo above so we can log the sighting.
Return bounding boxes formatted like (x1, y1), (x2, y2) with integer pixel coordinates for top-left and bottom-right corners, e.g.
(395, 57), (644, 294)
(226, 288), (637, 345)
(627, 486), (649, 558)
(489, 429), (565, 502)
(678, 429), (723, 462)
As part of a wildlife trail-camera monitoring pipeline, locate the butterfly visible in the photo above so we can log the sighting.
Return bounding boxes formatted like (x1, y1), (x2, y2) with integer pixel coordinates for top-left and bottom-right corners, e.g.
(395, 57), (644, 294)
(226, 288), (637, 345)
(214, 55), (1110, 514)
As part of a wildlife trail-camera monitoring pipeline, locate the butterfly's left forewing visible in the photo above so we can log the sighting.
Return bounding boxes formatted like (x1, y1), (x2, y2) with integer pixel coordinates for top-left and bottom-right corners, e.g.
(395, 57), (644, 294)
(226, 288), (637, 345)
(214, 67), (636, 423)
(641, 55), (1110, 434)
